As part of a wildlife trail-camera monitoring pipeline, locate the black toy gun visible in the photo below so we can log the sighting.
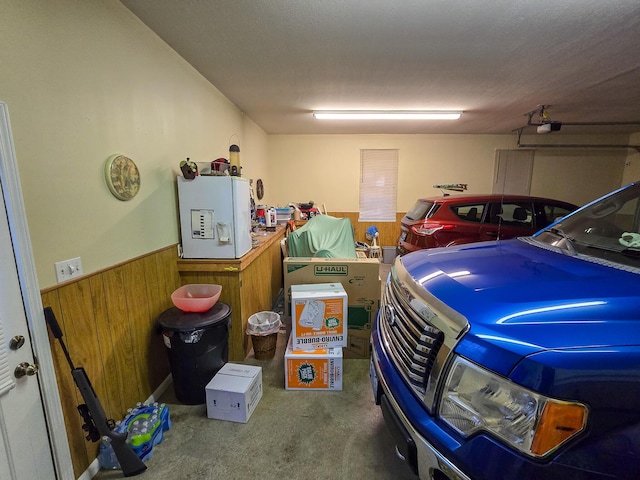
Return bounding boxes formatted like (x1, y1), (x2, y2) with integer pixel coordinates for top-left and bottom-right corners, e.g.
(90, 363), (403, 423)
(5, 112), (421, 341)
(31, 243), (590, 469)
(44, 307), (147, 477)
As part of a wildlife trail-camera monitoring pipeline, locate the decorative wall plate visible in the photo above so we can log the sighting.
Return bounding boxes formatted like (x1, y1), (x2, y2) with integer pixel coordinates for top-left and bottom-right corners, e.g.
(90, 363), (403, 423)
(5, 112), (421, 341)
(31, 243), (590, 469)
(104, 154), (140, 201)
(256, 178), (264, 200)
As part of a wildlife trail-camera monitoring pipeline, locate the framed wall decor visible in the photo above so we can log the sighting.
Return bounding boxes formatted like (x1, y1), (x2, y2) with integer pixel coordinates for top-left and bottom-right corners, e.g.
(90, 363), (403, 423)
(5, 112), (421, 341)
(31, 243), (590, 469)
(104, 154), (140, 201)
(256, 178), (264, 200)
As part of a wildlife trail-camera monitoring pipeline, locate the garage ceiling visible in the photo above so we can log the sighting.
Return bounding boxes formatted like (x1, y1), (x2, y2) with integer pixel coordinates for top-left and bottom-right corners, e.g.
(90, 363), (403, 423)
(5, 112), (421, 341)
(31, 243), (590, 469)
(120, 0), (640, 136)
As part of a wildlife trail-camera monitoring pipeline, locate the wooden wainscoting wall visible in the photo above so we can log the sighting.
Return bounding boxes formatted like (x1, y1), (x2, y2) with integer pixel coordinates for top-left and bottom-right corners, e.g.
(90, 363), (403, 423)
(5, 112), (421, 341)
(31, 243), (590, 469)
(327, 212), (404, 249)
(40, 245), (181, 477)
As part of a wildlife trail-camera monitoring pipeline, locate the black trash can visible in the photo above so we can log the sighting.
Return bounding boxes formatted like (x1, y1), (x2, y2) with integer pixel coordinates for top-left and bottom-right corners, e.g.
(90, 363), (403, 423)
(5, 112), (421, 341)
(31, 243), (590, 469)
(158, 302), (231, 405)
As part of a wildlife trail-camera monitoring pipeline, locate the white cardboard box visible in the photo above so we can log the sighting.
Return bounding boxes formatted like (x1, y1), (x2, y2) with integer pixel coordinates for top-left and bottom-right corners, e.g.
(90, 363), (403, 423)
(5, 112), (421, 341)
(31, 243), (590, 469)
(284, 334), (343, 390)
(291, 283), (348, 350)
(205, 363), (263, 423)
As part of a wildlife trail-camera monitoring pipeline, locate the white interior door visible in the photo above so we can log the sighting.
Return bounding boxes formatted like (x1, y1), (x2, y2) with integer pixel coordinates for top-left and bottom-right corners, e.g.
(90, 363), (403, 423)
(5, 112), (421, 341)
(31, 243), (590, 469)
(0, 102), (72, 479)
(0, 181), (56, 478)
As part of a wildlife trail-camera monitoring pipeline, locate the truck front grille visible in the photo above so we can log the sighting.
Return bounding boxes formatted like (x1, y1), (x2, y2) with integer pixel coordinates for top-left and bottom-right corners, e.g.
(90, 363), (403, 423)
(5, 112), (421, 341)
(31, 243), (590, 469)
(379, 259), (469, 411)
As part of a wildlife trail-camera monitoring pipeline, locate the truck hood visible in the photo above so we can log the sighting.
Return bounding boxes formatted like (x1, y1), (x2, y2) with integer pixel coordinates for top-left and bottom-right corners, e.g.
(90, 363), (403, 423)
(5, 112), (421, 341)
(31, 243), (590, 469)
(400, 238), (640, 356)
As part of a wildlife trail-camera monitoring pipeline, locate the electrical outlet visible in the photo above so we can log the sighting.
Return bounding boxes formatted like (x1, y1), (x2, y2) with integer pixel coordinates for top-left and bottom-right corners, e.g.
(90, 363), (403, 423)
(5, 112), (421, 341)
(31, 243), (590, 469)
(55, 257), (83, 283)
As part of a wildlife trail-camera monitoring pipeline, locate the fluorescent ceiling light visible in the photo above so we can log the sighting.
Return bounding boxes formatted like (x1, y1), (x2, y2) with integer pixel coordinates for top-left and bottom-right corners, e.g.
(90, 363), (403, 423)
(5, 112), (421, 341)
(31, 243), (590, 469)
(313, 111), (462, 120)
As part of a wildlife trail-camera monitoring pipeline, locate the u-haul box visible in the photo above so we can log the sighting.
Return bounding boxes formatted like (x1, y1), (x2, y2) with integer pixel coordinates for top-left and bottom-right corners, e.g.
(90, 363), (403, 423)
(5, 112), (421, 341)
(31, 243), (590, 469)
(284, 258), (380, 358)
(285, 335), (343, 390)
(291, 283), (347, 350)
(284, 257), (380, 331)
(205, 363), (262, 423)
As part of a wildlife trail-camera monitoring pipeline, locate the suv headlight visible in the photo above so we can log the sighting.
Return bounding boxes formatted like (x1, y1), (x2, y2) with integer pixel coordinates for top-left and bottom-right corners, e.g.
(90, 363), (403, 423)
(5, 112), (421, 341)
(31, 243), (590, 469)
(439, 356), (587, 457)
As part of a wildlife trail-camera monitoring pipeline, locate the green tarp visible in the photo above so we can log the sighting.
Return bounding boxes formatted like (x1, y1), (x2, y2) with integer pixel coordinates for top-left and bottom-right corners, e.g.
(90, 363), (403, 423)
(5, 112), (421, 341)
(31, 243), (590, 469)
(287, 215), (357, 258)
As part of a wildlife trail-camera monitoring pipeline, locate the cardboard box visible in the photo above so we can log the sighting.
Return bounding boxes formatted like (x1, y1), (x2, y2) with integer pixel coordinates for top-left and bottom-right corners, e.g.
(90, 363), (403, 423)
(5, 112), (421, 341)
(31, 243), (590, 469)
(285, 335), (343, 390)
(205, 363), (262, 423)
(343, 327), (372, 359)
(284, 257), (381, 330)
(291, 283), (347, 350)
(284, 256), (381, 332)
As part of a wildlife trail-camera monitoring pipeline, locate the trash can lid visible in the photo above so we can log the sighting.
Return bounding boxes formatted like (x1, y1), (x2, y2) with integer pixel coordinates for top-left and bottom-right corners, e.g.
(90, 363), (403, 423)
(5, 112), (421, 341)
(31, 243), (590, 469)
(158, 301), (231, 331)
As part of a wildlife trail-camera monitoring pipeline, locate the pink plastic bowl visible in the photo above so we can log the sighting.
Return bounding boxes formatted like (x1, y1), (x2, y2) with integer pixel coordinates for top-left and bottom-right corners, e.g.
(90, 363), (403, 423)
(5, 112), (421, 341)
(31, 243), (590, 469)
(171, 284), (222, 312)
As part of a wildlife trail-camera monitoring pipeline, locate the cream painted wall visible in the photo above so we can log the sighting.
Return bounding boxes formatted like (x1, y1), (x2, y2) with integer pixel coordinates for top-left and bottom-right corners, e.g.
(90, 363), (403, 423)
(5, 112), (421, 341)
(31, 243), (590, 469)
(241, 116), (270, 204)
(0, 0), (267, 287)
(268, 134), (516, 212)
(268, 133), (629, 212)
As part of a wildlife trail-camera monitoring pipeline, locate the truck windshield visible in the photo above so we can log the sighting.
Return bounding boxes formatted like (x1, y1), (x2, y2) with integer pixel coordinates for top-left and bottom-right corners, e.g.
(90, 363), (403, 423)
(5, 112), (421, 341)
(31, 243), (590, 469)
(534, 182), (640, 270)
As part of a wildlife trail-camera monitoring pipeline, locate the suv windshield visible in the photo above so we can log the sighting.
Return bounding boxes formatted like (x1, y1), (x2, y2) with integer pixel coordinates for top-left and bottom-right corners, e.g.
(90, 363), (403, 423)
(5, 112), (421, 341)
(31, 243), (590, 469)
(535, 182), (640, 270)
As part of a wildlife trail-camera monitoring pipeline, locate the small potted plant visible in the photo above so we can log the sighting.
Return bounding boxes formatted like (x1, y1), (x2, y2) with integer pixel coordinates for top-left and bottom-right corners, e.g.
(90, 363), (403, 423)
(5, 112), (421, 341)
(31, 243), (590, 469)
(180, 158), (198, 179)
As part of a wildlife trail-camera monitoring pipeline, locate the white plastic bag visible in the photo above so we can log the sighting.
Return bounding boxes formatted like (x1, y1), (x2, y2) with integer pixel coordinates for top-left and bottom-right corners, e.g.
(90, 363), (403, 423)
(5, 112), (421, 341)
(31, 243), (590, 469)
(246, 311), (281, 336)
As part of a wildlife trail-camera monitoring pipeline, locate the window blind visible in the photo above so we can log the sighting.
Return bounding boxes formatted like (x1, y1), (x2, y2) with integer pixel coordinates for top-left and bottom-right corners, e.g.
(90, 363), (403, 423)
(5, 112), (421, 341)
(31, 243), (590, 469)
(359, 149), (398, 222)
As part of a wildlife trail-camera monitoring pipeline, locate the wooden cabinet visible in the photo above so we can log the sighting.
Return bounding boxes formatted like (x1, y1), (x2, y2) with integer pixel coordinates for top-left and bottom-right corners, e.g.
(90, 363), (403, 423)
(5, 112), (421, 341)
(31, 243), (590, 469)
(176, 226), (285, 361)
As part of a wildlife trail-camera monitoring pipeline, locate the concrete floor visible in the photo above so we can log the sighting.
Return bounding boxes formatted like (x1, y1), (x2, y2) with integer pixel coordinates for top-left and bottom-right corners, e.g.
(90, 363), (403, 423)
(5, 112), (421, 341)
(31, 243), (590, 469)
(96, 262), (410, 480)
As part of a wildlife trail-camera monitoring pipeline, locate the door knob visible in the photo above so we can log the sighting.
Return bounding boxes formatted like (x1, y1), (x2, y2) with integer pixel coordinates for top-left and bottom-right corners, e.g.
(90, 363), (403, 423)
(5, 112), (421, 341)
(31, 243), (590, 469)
(14, 362), (38, 378)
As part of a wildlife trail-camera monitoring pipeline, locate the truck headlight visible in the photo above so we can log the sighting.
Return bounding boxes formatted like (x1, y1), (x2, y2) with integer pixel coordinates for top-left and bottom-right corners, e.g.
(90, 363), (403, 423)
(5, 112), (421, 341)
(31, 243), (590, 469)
(439, 356), (587, 457)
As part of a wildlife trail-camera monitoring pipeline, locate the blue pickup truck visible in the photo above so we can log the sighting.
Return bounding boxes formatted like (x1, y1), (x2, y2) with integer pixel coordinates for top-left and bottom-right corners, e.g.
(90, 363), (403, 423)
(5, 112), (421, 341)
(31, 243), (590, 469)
(371, 182), (640, 480)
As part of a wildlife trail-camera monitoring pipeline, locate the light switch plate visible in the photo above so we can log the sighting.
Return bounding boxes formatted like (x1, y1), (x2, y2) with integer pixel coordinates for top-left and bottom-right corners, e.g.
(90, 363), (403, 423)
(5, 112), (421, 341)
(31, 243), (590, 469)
(55, 257), (83, 283)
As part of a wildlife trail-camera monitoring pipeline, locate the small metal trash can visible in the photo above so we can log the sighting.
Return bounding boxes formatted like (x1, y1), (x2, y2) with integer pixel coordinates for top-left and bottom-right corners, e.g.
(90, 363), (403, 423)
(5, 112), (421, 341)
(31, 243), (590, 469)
(158, 302), (231, 405)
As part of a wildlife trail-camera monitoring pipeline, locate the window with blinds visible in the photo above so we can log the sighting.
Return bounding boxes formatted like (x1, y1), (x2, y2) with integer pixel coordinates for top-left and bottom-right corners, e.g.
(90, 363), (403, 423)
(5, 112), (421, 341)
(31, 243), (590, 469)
(359, 149), (398, 222)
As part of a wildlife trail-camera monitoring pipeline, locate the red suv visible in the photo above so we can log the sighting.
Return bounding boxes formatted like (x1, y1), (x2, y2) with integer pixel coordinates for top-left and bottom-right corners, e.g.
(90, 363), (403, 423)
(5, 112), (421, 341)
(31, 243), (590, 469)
(397, 194), (578, 255)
